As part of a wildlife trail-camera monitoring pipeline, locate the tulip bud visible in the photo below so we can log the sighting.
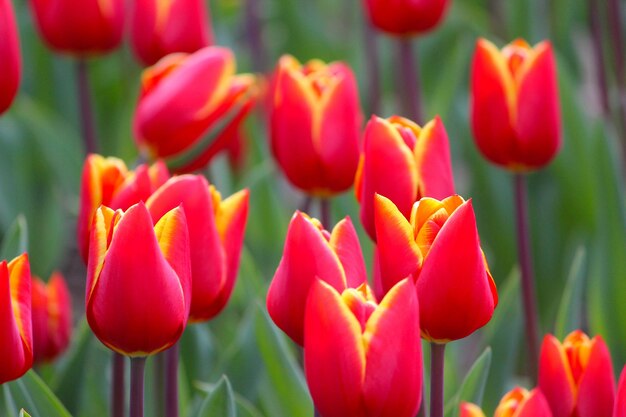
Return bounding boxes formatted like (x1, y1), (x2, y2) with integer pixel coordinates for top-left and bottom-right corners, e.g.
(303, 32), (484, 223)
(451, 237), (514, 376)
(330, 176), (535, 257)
(0, 254), (33, 384)
(470, 38), (561, 171)
(615, 366), (626, 417)
(86, 203), (191, 356)
(461, 387), (553, 417)
(134, 47), (258, 173)
(355, 115), (455, 240)
(362, 0), (450, 36)
(0, 0), (20, 115)
(539, 331), (615, 417)
(374, 194), (497, 342)
(270, 55), (362, 196)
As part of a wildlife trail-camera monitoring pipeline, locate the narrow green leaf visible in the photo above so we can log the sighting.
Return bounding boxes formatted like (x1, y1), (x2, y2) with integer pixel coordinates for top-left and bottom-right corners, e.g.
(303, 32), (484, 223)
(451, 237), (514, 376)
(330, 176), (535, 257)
(3, 371), (72, 417)
(18, 409), (32, 417)
(0, 215), (28, 260)
(448, 348), (492, 417)
(554, 246), (586, 339)
(197, 376), (236, 417)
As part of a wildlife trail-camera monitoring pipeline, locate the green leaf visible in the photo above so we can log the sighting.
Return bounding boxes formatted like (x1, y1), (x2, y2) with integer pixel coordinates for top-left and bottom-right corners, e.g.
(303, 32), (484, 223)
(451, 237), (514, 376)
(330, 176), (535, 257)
(19, 409), (32, 417)
(0, 215), (28, 260)
(554, 246), (586, 339)
(2, 371), (72, 417)
(447, 348), (492, 417)
(197, 376), (236, 417)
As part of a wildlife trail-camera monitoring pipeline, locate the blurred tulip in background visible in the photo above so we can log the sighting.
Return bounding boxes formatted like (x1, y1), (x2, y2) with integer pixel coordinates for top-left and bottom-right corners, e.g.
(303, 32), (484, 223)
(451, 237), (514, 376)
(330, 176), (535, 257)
(0, 0), (20, 115)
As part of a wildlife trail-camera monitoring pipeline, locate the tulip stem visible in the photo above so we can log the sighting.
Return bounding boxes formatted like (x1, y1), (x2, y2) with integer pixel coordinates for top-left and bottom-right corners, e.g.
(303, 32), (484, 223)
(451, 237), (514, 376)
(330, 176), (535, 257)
(112, 353), (126, 417)
(154, 353), (165, 417)
(244, 0), (265, 71)
(165, 343), (179, 417)
(314, 408), (321, 417)
(588, 0), (611, 115)
(363, 19), (381, 115)
(320, 198), (331, 227)
(301, 196), (312, 214)
(429, 343), (446, 417)
(75, 59), (98, 155)
(398, 37), (423, 124)
(130, 357), (146, 417)
(514, 174), (540, 381)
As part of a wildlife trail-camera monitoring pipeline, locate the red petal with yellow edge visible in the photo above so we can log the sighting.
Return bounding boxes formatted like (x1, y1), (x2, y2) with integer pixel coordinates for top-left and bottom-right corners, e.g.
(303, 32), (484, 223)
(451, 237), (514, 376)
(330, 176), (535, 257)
(8, 254), (32, 360)
(147, 175), (226, 322)
(414, 116), (455, 200)
(374, 194), (421, 296)
(416, 200), (495, 341)
(44, 273), (72, 362)
(538, 334), (576, 417)
(514, 41), (561, 170)
(460, 403), (486, 417)
(470, 38), (518, 168)
(359, 116), (418, 240)
(614, 366), (626, 417)
(86, 203), (188, 356)
(362, 279), (422, 417)
(576, 336), (615, 417)
(304, 280), (367, 417)
(329, 217), (367, 289)
(516, 389), (553, 417)
(85, 206), (119, 305)
(267, 212), (347, 345)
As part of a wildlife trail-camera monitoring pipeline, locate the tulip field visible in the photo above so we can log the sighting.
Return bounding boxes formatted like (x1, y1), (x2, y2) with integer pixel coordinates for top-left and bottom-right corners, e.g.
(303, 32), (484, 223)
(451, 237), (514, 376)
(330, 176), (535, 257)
(1, 0), (625, 416)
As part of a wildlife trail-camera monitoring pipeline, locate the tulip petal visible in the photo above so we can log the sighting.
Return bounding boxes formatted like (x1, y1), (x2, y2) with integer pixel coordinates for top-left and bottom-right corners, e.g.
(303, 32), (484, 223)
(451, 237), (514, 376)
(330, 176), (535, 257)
(0, 261), (28, 383)
(614, 366), (626, 417)
(414, 116), (455, 199)
(539, 334), (576, 417)
(0, 0), (20, 115)
(577, 336), (615, 417)
(460, 403), (486, 417)
(517, 389), (554, 417)
(45, 273), (72, 361)
(329, 217), (367, 288)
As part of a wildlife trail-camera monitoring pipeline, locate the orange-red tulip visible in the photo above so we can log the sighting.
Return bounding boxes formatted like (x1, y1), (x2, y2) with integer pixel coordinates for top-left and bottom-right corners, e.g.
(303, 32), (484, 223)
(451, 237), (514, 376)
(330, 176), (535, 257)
(86, 203), (191, 356)
(374, 194), (497, 342)
(267, 212), (367, 345)
(539, 331), (615, 417)
(31, 272), (72, 364)
(615, 366), (626, 417)
(77, 154), (169, 264)
(131, 0), (213, 66)
(134, 47), (258, 173)
(470, 38), (561, 171)
(146, 175), (249, 322)
(363, 0), (450, 36)
(0, 254), (32, 384)
(270, 55), (362, 196)
(304, 279), (422, 417)
(355, 115), (455, 240)
(0, 0), (20, 115)
(461, 387), (553, 417)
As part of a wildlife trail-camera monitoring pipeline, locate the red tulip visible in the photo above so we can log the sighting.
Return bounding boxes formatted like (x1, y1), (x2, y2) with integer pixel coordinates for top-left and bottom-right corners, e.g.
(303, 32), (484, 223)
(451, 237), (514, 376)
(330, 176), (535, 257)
(304, 279), (422, 417)
(0, 0), (20, 115)
(134, 47), (258, 173)
(77, 154), (169, 264)
(146, 174), (249, 322)
(31, 272), (72, 364)
(86, 203), (191, 356)
(0, 253), (32, 384)
(470, 38), (561, 171)
(539, 331), (615, 417)
(131, 0), (213, 66)
(270, 55), (362, 196)
(29, 0), (124, 55)
(267, 212), (367, 345)
(615, 366), (626, 417)
(461, 387), (553, 417)
(363, 0), (450, 36)
(355, 115), (455, 240)
(374, 194), (497, 342)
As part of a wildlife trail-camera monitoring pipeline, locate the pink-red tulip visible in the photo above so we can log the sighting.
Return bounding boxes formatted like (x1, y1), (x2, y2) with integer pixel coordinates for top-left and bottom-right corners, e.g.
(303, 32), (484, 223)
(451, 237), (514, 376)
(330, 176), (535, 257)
(0, 0), (20, 115)
(355, 115), (455, 240)
(270, 55), (362, 196)
(615, 366), (626, 417)
(470, 38), (561, 171)
(77, 154), (169, 264)
(146, 175), (249, 322)
(131, 0), (213, 66)
(374, 194), (497, 342)
(0, 254), (32, 384)
(86, 203), (191, 356)
(363, 0), (450, 36)
(267, 212), (367, 345)
(31, 272), (72, 364)
(134, 47), (258, 173)
(304, 279), (422, 417)
(460, 387), (553, 417)
(539, 331), (615, 417)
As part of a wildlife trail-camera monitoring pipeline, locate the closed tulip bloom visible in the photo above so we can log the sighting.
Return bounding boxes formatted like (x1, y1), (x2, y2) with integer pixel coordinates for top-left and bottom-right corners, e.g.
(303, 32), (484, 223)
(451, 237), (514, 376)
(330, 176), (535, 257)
(86, 203), (191, 356)
(270, 55), (362, 196)
(470, 38), (561, 171)
(77, 154), (169, 264)
(461, 387), (553, 417)
(539, 331), (615, 417)
(146, 175), (249, 322)
(131, 0), (213, 66)
(363, 0), (450, 36)
(305, 279), (422, 417)
(0, 254), (32, 384)
(615, 366), (626, 417)
(374, 194), (497, 342)
(134, 47), (258, 173)
(267, 212), (367, 345)
(0, 0), (20, 115)
(355, 115), (455, 240)
(31, 273), (72, 364)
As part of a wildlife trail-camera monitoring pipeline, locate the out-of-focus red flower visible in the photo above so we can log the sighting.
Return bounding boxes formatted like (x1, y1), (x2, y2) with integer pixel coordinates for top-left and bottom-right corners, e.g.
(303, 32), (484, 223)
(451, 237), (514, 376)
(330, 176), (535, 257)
(29, 0), (124, 55)
(77, 154), (169, 264)
(461, 387), (553, 417)
(267, 212), (367, 345)
(86, 203), (191, 356)
(131, 0), (213, 66)
(305, 279), (422, 417)
(270, 55), (362, 196)
(134, 47), (258, 173)
(470, 38), (561, 171)
(31, 272), (72, 364)
(0, 0), (20, 115)
(363, 0), (450, 36)
(374, 194), (497, 342)
(0, 254), (32, 383)
(355, 115), (455, 240)
(539, 331), (615, 417)
(615, 366), (626, 417)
